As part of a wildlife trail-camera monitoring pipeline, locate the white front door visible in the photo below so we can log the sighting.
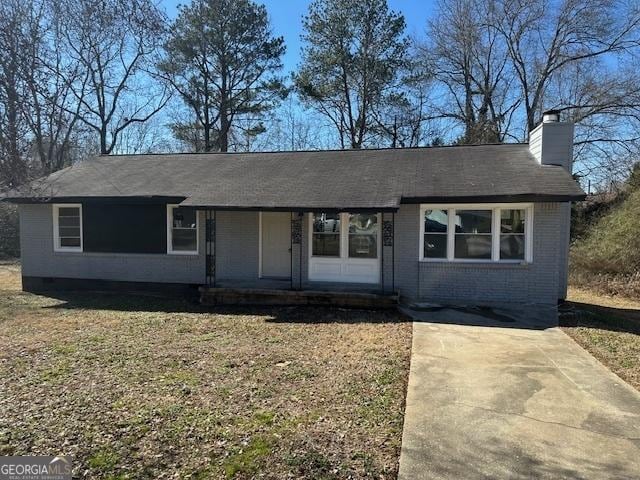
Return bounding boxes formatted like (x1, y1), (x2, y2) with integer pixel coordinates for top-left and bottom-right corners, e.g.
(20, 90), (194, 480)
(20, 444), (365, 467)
(308, 212), (381, 284)
(260, 212), (291, 278)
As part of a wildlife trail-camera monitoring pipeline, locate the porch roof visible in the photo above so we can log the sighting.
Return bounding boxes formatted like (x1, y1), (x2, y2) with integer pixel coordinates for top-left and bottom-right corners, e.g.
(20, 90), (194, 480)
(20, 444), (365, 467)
(2, 144), (585, 209)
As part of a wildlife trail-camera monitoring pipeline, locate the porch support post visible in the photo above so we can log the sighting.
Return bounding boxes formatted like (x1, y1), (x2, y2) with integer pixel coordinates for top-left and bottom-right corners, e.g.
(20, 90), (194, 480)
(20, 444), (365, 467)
(290, 211), (303, 290)
(382, 211), (395, 295)
(205, 209), (216, 287)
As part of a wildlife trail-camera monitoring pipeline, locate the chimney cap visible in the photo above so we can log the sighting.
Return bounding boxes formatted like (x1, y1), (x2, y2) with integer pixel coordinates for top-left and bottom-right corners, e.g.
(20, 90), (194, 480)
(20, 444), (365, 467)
(542, 109), (561, 123)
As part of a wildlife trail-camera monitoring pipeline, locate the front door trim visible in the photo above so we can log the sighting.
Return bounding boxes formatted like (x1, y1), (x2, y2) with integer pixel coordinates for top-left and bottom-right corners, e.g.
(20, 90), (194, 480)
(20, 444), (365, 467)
(259, 212), (292, 279)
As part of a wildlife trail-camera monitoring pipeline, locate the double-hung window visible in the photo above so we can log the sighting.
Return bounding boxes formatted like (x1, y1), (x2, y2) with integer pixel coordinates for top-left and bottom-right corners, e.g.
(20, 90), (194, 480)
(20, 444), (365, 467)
(423, 209), (448, 259)
(500, 209), (527, 260)
(53, 204), (83, 252)
(312, 213), (341, 256)
(420, 204), (533, 263)
(454, 210), (493, 260)
(167, 205), (198, 254)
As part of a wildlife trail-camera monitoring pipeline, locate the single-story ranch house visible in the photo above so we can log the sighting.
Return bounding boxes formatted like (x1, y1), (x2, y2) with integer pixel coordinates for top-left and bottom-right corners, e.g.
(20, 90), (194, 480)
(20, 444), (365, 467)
(2, 112), (584, 309)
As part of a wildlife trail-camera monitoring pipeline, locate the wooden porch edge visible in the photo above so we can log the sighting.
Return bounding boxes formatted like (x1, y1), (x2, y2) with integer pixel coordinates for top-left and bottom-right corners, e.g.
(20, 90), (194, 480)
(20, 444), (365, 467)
(199, 286), (399, 309)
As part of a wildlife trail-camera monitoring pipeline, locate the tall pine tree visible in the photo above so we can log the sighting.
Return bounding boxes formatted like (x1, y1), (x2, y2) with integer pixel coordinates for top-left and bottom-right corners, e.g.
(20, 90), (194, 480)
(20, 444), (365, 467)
(160, 0), (286, 152)
(295, 0), (408, 149)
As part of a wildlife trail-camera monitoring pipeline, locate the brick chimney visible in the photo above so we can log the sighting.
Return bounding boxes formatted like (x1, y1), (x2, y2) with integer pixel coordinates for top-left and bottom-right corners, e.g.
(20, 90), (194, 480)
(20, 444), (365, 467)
(528, 110), (574, 172)
(529, 110), (575, 303)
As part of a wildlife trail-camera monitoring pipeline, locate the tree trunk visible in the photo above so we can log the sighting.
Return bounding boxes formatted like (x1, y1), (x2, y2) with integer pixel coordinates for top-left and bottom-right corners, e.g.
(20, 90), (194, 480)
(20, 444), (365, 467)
(100, 125), (108, 154)
(203, 119), (211, 152)
(3, 56), (25, 186)
(218, 68), (230, 152)
(6, 84), (22, 185)
(219, 110), (229, 152)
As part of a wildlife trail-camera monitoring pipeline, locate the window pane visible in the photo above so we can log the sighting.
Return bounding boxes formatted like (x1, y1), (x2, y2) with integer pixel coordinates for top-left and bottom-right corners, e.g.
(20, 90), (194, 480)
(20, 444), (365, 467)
(60, 237), (81, 247)
(59, 227), (80, 237)
(501, 209), (525, 234)
(58, 216), (80, 227)
(313, 213), (340, 233)
(58, 207), (79, 217)
(500, 235), (525, 260)
(172, 207), (196, 228)
(424, 234), (447, 258)
(313, 233), (340, 256)
(348, 214), (377, 234)
(455, 234), (492, 259)
(57, 206), (81, 249)
(347, 214), (377, 258)
(349, 234), (377, 258)
(455, 210), (492, 234)
(425, 209), (448, 233)
(172, 229), (197, 251)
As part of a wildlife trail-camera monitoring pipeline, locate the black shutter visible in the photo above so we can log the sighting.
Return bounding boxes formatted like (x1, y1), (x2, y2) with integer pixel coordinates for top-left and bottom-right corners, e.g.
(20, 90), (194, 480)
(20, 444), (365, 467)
(83, 204), (167, 254)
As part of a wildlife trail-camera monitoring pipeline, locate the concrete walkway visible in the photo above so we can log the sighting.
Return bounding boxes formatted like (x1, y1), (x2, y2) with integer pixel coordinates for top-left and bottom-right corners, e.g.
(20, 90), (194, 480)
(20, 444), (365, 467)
(398, 306), (640, 480)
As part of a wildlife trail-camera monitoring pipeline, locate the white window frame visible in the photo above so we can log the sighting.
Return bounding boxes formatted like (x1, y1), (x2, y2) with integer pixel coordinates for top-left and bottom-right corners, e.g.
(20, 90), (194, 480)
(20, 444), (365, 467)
(309, 212), (381, 260)
(419, 203), (533, 263)
(167, 204), (199, 255)
(53, 203), (83, 253)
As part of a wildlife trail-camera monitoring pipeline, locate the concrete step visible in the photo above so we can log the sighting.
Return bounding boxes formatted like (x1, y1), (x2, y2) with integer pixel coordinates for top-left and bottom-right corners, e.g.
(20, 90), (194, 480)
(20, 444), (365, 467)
(199, 286), (398, 309)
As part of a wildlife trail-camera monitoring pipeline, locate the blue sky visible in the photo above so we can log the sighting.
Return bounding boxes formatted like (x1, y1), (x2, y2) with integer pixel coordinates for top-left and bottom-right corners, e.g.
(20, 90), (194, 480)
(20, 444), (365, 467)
(161, 0), (437, 74)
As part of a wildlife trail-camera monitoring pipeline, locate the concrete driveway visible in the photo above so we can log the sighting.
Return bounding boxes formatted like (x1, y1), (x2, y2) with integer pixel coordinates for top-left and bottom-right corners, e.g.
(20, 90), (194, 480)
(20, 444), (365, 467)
(398, 306), (640, 480)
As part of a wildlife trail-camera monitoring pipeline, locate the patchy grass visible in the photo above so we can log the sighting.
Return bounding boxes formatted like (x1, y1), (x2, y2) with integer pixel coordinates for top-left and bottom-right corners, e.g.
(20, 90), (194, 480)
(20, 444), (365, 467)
(0, 264), (411, 479)
(223, 435), (272, 478)
(88, 447), (120, 472)
(569, 269), (640, 299)
(563, 286), (640, 390)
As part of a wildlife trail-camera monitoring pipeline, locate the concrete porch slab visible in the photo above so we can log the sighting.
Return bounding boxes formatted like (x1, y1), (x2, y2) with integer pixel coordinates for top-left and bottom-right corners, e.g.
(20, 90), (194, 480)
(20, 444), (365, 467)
(400, 302), (559, 329)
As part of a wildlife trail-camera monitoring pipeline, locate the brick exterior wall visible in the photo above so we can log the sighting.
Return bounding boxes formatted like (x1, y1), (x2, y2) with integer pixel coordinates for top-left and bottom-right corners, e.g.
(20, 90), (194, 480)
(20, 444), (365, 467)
(215, 211), (260, 281)
(393, 203), (566, 305)
(19, 202), (569, 306)
(19, 204), (206, 285)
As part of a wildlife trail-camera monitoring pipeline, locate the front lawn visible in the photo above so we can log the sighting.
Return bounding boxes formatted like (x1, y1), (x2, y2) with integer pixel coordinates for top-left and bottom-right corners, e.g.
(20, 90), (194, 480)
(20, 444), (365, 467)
(563, 286), (640, 390)
(0, 264), (412, 479)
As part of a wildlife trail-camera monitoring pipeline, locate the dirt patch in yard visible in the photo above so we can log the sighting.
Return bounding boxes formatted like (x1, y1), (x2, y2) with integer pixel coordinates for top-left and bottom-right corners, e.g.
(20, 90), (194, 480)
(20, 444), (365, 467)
(0, 259), (20, 290)
(0, 265), (412, 479)
(562, 286), (640, 390)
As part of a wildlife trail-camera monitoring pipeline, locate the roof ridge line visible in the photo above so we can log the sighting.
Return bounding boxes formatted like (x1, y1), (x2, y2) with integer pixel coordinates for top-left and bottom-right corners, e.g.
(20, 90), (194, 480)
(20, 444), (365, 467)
(98, 143), (530, 158)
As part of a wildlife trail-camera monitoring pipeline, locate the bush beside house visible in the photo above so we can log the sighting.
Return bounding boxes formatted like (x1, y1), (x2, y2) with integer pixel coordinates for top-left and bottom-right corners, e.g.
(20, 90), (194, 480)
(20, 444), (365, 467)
(0, 203), (20, 259)
(570, 168), (640, 297)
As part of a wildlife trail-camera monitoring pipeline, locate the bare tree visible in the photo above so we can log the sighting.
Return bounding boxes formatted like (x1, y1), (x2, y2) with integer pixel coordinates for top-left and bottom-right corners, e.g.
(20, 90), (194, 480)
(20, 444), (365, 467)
(113, 115), (174, 154)
(18, 0), (88, 174)
(0, 0), (31, 188)
(417, 0), (640, 185)
(370, 61), (440, 148)
(421, 0), (520, 144)
(494, 0), (640, 133)
(60, 0), (170, 155)
(489, 0), (640, 187)
(251, 96), (326, 151)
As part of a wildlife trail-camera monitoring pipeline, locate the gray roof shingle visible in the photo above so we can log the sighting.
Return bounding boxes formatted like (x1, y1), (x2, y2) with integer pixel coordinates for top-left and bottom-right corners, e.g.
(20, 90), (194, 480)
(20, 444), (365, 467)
(2, 144), (585, 209)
